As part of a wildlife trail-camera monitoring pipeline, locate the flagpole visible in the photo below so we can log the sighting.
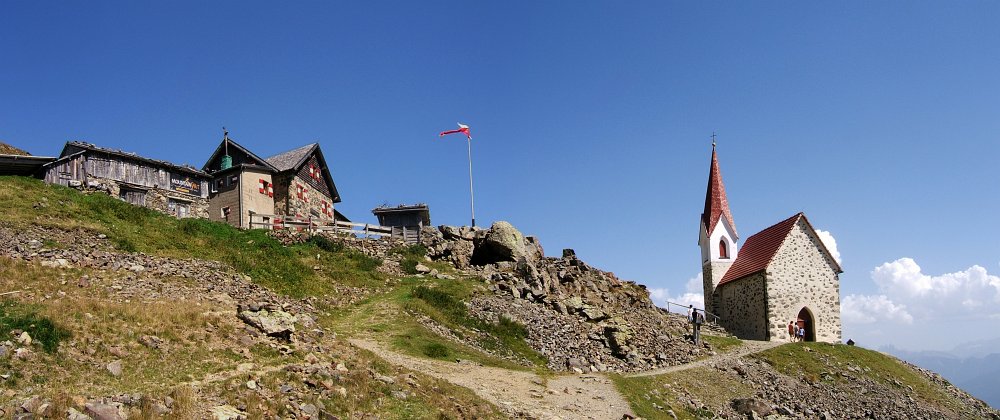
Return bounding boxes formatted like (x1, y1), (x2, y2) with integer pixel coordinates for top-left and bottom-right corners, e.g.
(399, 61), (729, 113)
(467, 135), (476, 227)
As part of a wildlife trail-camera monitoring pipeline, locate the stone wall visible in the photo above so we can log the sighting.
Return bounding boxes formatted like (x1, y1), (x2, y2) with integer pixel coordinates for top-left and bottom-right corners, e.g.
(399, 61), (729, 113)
(717, 272), (769, 340)
(83, 175), (209, 219)
(764, 219), (842, 343)
(275, 174), (336, 222)
(702, 260), (733, 315)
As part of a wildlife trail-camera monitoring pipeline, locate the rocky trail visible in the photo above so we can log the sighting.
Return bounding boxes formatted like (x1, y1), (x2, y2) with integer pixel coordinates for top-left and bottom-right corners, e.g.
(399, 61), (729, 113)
(348, 335), (788, 419)
(350, 339), (634, 420)
(627, 339), (783, 378)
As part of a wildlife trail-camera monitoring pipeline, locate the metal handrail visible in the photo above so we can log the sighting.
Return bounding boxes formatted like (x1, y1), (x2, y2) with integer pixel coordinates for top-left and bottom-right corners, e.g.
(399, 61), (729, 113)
(663, 300), (721, 324)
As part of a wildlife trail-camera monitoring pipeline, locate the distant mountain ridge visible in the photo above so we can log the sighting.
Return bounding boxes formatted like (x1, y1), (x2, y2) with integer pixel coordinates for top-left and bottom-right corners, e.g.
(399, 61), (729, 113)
(884, 338), (1000, 409)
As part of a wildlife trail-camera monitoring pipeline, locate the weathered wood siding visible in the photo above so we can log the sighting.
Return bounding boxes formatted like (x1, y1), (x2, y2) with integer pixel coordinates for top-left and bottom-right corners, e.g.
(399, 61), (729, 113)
(84, 156), (208, 198)
(43, 154), (86, 186)
(296, 154), (331, 198)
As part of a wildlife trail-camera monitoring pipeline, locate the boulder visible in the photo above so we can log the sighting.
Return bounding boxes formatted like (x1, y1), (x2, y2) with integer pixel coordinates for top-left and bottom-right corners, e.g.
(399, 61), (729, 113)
(471, 221), (526, 265)
(210, 405), (244, 420)
(85, 402), (123, 420)
(238, 308), (296, 340)
(447, 239), (474, 269)
(731, 398), (773, 417)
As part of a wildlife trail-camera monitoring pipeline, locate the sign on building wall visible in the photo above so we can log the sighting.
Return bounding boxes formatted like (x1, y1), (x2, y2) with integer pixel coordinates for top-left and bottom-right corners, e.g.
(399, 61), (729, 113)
(170, 173), (201, 195)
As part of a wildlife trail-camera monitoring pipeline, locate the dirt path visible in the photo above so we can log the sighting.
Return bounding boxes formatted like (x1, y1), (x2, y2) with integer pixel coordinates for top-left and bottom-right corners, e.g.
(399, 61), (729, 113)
(350, 339), (634, 420)
(627, 339), (784, 378)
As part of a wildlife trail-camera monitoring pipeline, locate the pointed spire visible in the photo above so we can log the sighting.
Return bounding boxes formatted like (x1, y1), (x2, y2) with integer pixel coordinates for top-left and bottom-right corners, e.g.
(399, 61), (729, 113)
(702, 143), (737, 238)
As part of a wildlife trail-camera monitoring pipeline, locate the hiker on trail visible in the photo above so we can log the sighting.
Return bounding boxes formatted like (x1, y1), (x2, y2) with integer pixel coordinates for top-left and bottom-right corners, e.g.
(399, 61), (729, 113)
(686, 305), (694, 333)
(692, 309), (704, 345)
(787, 321), (796, 342)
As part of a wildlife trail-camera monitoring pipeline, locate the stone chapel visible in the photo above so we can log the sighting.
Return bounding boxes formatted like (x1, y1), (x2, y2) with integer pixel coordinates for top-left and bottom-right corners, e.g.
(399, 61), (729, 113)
(698, 145), (843, 342)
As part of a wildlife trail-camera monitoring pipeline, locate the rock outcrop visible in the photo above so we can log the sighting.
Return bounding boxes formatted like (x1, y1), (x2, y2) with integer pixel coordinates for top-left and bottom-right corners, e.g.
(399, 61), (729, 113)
(421, 221), (708, 372)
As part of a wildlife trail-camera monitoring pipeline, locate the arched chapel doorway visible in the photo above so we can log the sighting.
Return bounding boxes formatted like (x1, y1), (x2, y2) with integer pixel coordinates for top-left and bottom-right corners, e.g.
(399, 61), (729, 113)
(796, 307), (816, 342)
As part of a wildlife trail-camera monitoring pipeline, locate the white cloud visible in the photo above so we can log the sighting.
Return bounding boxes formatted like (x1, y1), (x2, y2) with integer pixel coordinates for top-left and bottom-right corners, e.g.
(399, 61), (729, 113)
(844, 258), (1000, 328)
(648, 272), (705, 311)
(842, 294), (913, 324)
(871, 258), (1000, 309)
(815, 229), (841, 265)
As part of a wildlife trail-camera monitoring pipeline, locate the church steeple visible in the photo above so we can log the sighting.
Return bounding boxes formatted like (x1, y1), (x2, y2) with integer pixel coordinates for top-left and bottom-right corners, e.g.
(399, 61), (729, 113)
(702, 144), (737, 239)
(699, 141), (739, 315)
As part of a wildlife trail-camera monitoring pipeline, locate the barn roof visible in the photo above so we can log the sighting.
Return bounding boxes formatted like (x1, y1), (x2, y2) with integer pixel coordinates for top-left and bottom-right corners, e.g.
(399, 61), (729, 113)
(702, 145), (737, 239)
(264, 143), (316, 172)
(62, 141), (208, 177)
(371, 204), (431, 225)
(718, 212), (842, 285)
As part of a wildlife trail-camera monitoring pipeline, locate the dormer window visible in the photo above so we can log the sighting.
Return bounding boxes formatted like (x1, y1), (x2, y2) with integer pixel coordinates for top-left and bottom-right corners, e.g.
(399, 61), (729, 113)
(719, 239), (729, 259)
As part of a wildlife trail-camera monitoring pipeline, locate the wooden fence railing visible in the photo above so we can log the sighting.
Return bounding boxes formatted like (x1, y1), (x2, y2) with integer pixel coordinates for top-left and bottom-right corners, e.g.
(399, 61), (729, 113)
(247, 212), (422, 244)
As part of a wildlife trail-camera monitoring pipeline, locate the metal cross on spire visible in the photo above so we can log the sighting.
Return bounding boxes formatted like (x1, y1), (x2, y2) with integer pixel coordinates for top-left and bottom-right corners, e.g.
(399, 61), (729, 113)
(711, 131), (717, 148)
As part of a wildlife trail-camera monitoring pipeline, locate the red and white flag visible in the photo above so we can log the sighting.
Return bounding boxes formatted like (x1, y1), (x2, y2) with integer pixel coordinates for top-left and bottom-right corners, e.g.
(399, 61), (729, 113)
(439, 123), (471, 139)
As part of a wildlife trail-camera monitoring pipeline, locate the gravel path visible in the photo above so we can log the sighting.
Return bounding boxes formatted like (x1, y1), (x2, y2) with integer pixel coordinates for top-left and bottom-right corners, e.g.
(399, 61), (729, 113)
(350, 339), (634, 420)
(626, 339), (784, 378)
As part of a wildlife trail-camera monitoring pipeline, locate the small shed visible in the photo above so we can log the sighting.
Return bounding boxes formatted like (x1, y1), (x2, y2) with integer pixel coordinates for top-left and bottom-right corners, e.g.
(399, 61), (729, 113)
(371, 204), (430, 228)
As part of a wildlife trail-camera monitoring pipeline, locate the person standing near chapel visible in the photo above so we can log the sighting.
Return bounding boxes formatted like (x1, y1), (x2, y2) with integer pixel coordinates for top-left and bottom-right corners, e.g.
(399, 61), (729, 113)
(692, 309), (704, 345)
(788, 321), (796, 342)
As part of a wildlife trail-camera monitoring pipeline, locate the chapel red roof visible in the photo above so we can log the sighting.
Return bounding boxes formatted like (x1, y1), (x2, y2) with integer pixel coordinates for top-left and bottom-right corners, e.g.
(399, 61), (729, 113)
(718, 213), (802, 285)
(702, 145), (737, 238)
(718, 212), (843, 285)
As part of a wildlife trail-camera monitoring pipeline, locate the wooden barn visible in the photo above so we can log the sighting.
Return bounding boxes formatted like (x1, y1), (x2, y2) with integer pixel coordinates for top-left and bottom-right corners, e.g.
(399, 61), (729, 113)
(41, 141), (210, 218)
(371, 204), (430, 228)
(202, 133), (346, 229)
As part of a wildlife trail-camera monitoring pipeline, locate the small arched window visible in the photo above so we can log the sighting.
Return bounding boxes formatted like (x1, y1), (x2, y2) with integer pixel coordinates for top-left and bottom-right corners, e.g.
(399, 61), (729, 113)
(719, 239), (728, 259)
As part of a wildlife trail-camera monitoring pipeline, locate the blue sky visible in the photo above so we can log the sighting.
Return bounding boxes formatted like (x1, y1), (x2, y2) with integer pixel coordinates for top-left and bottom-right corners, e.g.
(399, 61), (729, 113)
(2, 2), (998, 351)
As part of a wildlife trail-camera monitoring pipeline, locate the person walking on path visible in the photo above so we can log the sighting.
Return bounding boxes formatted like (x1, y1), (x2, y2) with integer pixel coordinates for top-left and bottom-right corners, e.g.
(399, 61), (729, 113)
(797, 323), (806, 342)
(692, 309), (704, 345)
(787, 321), (796, 342)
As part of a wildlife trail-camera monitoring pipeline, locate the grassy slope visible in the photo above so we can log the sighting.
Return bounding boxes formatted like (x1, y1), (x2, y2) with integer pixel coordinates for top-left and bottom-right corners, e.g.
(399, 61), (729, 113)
(326, 263), (548, 371)
(0, 176), (381, 296)
(0, 177), (513, 417)
(612, 342), (976, 419)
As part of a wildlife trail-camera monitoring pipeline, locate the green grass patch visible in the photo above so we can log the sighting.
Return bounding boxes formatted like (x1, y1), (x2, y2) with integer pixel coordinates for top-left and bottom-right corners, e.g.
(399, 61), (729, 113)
(422, 342), (450, 358)
(391, 244), (427, 275)
(703, 335), (742, 354)
(407, 284), (546, 367)
(754, 342), (961, 410)
(325, 274), (548, 371)
(0, 299), (70, 353)
(612, 366), (753, 419)
(0, 176), (385, 297)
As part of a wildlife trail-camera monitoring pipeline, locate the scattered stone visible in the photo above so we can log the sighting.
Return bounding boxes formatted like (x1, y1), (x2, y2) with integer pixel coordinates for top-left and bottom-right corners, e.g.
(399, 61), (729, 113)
(138, 335), (163, 349)
(16, 332), (31, 346)
(238, 307), (296, 339)
(372, 370), (395, 384)
(84, 402), (123, 420)
(106, 360), (123, 377)
(210, 405), (244, 420)
(67, 407), (91, 420)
